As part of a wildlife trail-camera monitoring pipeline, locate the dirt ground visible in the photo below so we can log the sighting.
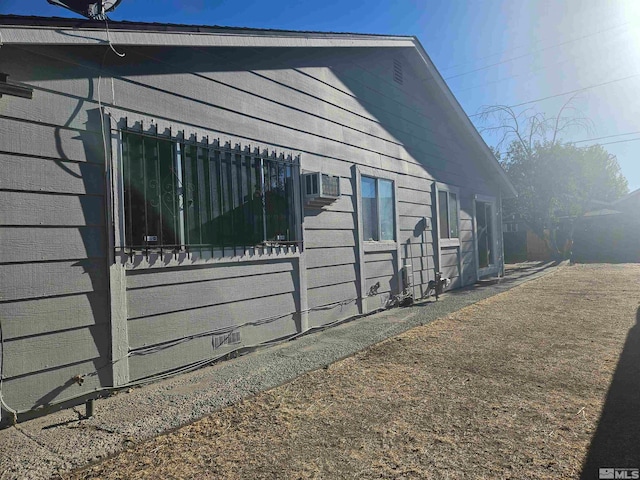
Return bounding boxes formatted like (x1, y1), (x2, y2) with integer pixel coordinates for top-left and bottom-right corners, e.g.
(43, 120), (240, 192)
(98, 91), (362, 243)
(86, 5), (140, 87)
(65, 264), (640, 479)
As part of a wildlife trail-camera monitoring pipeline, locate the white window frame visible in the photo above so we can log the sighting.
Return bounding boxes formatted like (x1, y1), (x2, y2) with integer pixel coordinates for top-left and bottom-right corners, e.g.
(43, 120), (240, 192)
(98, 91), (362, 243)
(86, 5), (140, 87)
(436, 183), (461, 248)
(354, 166), (401, 316)
(360, 175), (396, 244)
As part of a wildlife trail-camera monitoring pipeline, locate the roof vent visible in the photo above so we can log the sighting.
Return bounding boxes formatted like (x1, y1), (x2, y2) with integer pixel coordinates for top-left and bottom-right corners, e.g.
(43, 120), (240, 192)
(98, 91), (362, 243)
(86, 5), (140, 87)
(213, 331), (241, 349)
(393, 58), (403, 85)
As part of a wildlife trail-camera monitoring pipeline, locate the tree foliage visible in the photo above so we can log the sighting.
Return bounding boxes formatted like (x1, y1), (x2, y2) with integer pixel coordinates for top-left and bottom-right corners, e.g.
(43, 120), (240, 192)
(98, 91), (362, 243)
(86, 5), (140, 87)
(479, 100), (629, 250)
(499, 142), (628, 232)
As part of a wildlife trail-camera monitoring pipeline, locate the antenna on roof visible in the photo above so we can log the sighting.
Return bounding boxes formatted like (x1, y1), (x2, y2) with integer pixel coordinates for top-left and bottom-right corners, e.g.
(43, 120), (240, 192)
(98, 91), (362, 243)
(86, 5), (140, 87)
(46, 0), (123, 20)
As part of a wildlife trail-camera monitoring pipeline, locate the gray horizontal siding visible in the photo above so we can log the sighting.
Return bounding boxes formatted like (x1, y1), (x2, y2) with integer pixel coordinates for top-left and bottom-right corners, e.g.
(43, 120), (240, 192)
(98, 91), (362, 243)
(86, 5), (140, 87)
(305, 230), (355, 249)
(0, 192), (104, 227)
(365, 257), (396, 279)
(128, 313), (297, 381)
(0, 116), (104, 164)
(303, 210), (355, 230)
(126, 259), (301, 380)
(399, 215), (431, 234)
(307, 281), (358, 309)
(305, 247), (356, 269)
(10, 46), (492, 187)
(306, 264), (357, 290)
(128, 292), (297, 350)
(0, 153), (104, 195)
(127, 269), (296, 319)
(0, 71), (111, 419)
(0, 260), (107, 302)
(366, 275), (397, 295)
(1, 293), (109, 340)
(307, 301), (359, 329)
(126, 259), (294, 289)
(0, 227), (106, 263)
(1, 359), (109, 413)
(2, 324), (110, 379)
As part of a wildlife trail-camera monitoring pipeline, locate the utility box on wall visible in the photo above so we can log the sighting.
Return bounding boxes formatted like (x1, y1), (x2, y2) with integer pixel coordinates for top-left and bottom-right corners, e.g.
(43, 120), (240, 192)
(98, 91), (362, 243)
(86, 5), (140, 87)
(303, 172), (340, 207)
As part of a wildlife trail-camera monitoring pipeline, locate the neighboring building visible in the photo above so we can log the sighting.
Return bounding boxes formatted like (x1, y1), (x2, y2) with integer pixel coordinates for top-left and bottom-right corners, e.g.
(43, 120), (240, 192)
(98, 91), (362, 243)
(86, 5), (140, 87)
(572, 189), (640, 263)
(0, 16), (516, 423)
(502, 214), (552, 263)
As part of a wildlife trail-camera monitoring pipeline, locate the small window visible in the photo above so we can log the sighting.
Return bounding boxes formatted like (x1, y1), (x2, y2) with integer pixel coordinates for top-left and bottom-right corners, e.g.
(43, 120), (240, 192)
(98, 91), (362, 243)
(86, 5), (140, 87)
(122, 131), (299, 251)
(362, 176), (395, 241)
(438, 189), (459, 239)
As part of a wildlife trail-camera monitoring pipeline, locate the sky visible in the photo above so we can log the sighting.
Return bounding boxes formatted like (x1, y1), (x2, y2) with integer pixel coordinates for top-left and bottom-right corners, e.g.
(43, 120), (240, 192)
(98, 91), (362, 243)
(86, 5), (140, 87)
(2, 0), (639, 192)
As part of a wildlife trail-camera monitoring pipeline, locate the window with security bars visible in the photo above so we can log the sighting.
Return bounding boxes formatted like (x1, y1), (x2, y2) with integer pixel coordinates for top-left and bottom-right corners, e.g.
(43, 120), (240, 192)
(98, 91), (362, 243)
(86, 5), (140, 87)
(122, 131), (299, 251)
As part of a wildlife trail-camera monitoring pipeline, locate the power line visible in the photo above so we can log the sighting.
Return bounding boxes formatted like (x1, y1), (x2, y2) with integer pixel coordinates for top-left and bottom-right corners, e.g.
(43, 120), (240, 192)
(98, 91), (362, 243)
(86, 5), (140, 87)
(454, 54), (575, 94)
(571, 131), (640, 143)
(588, 137), (640, 147)
(443, 21), (631, 81)
(437, 15), (630, 74)
(467, 72), (640, 118)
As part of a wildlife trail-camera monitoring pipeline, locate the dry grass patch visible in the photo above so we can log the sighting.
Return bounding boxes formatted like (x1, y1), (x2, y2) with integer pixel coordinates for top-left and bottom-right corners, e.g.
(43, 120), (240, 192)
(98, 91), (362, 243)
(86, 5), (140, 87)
(67, 264), (640, 479)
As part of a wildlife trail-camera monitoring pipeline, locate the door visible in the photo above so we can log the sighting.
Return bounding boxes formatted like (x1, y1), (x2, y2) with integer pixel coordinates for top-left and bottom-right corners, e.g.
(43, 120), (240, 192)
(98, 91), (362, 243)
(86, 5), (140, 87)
(475, 197), (498, 278)
(476, 201), (494, 268)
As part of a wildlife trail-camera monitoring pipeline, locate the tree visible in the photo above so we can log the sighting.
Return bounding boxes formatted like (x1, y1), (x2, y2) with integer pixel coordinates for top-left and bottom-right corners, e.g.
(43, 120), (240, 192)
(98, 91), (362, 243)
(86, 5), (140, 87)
(478, 100), (629, 254)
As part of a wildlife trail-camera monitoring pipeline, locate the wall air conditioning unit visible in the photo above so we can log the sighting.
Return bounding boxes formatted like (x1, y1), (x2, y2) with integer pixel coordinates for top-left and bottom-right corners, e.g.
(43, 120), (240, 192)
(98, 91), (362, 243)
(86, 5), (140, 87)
(303, 172), (340, 207)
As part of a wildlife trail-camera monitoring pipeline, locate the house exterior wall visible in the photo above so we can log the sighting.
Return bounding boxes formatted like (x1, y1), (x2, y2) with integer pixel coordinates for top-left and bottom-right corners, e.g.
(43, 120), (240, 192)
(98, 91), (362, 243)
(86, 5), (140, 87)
(0, 40), (506, 421)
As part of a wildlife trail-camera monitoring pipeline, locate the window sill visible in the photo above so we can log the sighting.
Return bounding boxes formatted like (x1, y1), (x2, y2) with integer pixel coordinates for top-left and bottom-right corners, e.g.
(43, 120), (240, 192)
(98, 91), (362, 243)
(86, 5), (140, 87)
(440, 238), (460, 248)
(363, 241), (397, 253)
(117, 244), (301, 270)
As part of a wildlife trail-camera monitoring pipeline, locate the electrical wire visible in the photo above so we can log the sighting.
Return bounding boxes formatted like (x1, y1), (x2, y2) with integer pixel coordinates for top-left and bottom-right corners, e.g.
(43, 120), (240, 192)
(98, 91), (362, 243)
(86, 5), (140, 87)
(468, 72), (640, 118)
(569, 131), (640, 144)
(0, 318), (19, 425)
(1, 296), (365, 418)
(103, 17), (125, 58)
(588, 137), (640, 147)
(444, 22), (631, 81)
(437, 19), (630, 74)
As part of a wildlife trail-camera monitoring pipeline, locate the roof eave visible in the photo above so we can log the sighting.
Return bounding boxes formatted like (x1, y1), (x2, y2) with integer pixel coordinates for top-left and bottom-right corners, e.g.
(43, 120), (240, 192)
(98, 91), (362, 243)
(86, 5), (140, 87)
(0, 16), (415, 48)
(408, 36), (518, 198)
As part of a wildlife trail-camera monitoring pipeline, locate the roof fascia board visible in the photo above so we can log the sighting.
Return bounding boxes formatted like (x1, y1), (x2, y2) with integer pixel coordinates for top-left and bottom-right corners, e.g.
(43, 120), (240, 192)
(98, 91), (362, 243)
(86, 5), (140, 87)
(0, 24), (415, 48)
(409, 37), (518, 198)
(612, 187), (640, 205)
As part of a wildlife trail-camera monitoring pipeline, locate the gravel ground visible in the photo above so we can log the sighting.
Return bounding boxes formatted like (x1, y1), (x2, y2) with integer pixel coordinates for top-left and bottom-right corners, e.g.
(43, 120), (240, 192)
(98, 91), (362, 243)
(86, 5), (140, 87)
(5, 261), (628, 479)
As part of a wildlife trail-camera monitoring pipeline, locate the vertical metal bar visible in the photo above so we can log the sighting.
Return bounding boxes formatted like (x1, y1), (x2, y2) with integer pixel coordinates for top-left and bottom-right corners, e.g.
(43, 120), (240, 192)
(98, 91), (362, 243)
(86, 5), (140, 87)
(260, 157), (267, 243)
(155, 138), (163, 246)
(197, 146), (207, 246)
(227, 151), (234, 251)
(212, 148), (221, 248)
(141, 133), (148, 245)
(124, 133), (133, 248)
(175, 142), (185, 249)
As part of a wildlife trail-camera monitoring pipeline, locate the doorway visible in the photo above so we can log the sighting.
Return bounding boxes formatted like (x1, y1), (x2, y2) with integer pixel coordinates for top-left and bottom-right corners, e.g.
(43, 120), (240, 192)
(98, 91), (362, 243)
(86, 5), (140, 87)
(476, 200), (495, 269)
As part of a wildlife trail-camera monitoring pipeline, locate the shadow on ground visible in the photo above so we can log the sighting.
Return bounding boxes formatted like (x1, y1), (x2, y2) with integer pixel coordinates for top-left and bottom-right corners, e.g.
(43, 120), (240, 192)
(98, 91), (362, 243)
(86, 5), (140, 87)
(581, 306), (640, 478)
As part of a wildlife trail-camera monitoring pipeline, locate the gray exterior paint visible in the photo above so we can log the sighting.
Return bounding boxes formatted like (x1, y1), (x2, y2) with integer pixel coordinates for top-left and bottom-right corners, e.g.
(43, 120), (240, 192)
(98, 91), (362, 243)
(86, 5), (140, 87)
(0, 17), (513, 422)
